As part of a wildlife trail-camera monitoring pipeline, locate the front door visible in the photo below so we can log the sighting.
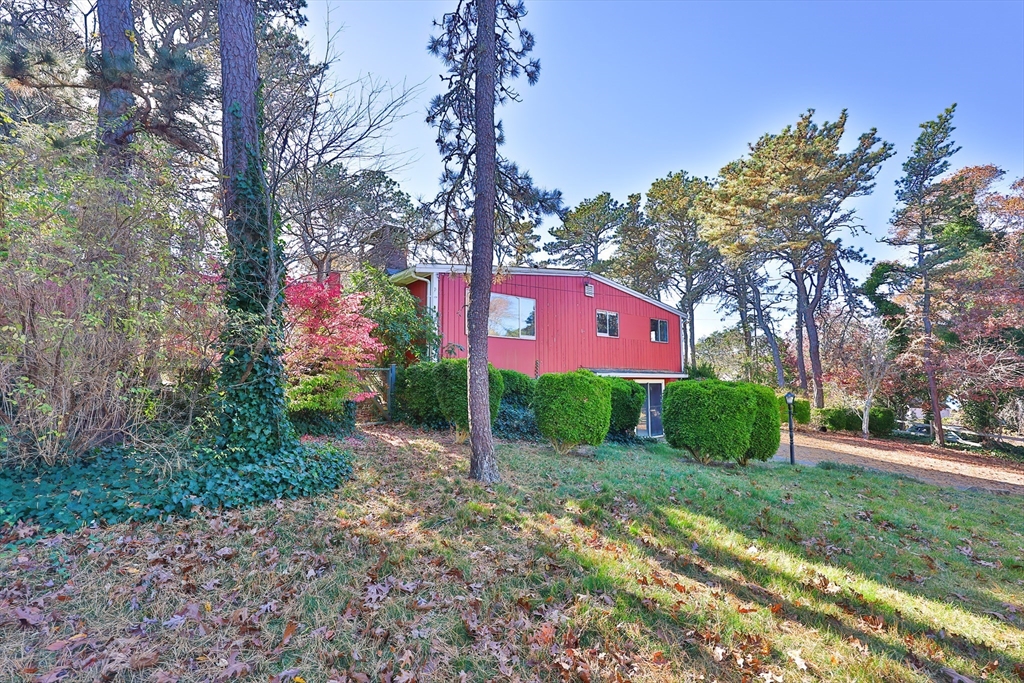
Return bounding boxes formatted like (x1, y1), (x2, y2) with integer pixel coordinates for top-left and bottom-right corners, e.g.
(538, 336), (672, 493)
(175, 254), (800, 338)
(635, 382), (664, 438)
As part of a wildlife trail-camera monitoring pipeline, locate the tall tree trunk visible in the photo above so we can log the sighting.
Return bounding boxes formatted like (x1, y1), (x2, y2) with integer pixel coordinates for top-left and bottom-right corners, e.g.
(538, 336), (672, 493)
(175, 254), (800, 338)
(96, 0), (137, 164)
(795, 308), (808, 392)
(862, 390), (873, 439)
(793, 271), (824, 407)
(735, 273), (753, 382)
(686, 275), (697, 366)
(467, 0), (499, 483)
(750, 283), (785, 388)
(680, 306), (689, 367)
(216, 0), (293, 456)
(919, 241), (945, 446)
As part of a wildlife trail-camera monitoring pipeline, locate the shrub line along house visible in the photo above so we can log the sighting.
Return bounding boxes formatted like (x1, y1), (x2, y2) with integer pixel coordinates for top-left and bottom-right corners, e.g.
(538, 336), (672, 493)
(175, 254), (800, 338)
(391, 263), (687, 437)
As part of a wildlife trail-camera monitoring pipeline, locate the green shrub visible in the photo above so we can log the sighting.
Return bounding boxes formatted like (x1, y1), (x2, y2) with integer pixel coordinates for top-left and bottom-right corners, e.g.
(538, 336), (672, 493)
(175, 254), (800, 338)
(534, 370), (612, 455)
(434, 358), (504, 431)
(498, 369), (536, 408)
(777, 395), (811, 425)
(742, 383), (781, 465)
(817, 407), (858, 432)
(397, 362), (447, 427)
(492, 403), (542, 441)
(287, 372), (357, 437)
(816, 406), (894, 436)
(868, 406), (896, 436)
(662, 380), (755, 463)
(605, 377), (645, 436)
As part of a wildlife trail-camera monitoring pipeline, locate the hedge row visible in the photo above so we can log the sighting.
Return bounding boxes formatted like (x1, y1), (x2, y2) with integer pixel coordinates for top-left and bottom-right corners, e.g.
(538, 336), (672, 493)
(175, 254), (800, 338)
(395, 360), (503, 432)
(662, 380), (780, 465)
(777, 395), (811, 425)
(534, 370), (612, 454)
(817, 406), (896, 436)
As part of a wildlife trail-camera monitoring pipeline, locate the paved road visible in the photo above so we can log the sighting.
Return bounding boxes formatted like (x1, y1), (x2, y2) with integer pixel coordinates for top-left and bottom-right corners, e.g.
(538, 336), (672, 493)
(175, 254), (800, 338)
(773, 431), (1024, 495)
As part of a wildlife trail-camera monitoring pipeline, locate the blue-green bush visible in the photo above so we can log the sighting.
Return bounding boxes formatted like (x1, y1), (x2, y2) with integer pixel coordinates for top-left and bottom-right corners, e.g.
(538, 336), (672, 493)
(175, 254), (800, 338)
(396, 362), (447, 427)
(498, 369), (536, 407)
(605, 377), (645, 436)
(662, 380), (755, 463)
(743, 383), (781, 464)
(534, 370), (612, 455)
(434, 359), (504, 431)
(777, 395), (811, 425)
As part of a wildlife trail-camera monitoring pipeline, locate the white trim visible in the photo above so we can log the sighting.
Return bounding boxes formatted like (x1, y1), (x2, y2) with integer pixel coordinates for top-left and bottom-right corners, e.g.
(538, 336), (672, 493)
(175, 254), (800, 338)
(650, 317), (669, 343)
(595, 309), (619, 338)
(397, 263), (684, 318)
(589, 371), (688, 379)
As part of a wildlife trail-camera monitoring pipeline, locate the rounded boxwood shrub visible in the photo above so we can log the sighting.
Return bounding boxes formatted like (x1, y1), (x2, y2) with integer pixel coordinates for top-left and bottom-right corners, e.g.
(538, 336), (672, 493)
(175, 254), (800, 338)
(869, 406), (896, 436)
(742, 383), (781, 465)
(817, 407), (856, 432)
(286, 371), (357, 437)
(662, 380), (755, 463)
(498, 369), (536, 407)
(397, 362), (447, 427)
(434, 358), (504, 432)
(777, 395), (811, 425)
(534, 370), (612, 455)
(605, 377), (645, 436)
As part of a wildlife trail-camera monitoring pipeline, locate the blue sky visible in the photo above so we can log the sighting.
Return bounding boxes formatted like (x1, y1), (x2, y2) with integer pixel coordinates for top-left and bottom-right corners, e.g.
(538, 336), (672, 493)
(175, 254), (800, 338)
(302, 0), (1024, 338)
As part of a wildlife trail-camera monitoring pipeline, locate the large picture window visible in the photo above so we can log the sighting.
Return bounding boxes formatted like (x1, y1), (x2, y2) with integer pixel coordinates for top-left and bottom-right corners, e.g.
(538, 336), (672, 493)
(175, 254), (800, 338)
(488, 293), (536, 339)
(650, 318), (669, 343)
(596, 310), (619, 338)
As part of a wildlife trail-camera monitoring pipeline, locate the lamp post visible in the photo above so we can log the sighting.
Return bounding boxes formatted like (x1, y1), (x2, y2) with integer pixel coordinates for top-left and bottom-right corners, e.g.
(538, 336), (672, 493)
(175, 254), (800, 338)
(785, 392), (796, 465)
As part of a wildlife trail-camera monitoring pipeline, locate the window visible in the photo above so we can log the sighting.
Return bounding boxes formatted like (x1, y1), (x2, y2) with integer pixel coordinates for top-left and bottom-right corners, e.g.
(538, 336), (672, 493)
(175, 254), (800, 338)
(650, 318), (669, 343)
(596, 310), (619, 338)
(488, 293), (536, 339)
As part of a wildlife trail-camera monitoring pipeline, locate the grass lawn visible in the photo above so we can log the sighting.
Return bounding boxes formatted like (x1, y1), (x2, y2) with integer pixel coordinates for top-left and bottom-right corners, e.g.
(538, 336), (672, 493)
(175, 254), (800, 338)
(2, 426), (1023, 682)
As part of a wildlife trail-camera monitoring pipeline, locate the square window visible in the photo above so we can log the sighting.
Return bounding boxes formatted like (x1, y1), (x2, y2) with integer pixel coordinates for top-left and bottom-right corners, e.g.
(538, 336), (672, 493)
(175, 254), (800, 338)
(488, 293), (536, 339)
(597, 310), (619, 338)
(650, 318), (668, 343)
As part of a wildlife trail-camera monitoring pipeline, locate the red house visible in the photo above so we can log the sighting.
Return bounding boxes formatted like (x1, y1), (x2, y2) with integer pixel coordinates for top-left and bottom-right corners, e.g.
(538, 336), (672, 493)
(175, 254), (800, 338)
(392, 264), (686, 437)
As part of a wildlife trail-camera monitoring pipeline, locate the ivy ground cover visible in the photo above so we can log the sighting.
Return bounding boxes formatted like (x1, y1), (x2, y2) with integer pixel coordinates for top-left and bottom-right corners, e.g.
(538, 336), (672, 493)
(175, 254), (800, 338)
(2, 427), (1023, 682)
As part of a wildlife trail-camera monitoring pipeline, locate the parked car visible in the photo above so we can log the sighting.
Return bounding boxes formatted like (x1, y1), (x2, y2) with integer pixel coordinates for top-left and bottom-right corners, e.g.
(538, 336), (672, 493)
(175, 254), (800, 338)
(945, 430), (983, 448)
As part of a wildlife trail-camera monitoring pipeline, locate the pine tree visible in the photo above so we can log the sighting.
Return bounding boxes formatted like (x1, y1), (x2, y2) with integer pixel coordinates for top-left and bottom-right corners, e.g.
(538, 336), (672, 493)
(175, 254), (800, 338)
(544, 192), (623, 271)
(427, 0), (553, 482)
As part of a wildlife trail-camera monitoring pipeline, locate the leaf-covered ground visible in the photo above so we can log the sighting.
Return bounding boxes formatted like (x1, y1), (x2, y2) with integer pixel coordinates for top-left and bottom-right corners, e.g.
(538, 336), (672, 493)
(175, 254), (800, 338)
(2, 426), (1023, 682)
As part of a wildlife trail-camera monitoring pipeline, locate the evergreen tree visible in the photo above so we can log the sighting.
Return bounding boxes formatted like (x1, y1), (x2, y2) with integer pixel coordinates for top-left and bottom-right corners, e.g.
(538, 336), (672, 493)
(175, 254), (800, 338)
(886, 105), (965, 447)
(608, 194), (666, 298)
(428, 0), (554, 482)
(545, 191), (623, 270)
(645, 171), (719, 364)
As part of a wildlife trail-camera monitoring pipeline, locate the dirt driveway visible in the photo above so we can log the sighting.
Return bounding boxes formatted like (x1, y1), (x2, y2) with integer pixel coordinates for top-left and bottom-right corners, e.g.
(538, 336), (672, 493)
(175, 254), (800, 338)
(774, 431), (1024, 495)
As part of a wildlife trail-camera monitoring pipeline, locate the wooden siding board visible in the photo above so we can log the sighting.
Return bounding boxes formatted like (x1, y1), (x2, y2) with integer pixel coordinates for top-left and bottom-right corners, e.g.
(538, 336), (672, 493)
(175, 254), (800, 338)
(430, 272), (682, 376)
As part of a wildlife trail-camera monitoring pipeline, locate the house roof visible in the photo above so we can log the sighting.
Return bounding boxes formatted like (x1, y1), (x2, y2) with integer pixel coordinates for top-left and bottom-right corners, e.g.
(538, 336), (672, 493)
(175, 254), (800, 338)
(392, 263), (684, 318)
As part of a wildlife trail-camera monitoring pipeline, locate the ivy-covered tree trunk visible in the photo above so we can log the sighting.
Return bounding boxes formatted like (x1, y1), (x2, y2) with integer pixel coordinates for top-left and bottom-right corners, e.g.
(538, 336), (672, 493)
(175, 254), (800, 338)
(216, 0), (294, 458)
(96, 0), (137, 162)
(467, 0), (500, 483)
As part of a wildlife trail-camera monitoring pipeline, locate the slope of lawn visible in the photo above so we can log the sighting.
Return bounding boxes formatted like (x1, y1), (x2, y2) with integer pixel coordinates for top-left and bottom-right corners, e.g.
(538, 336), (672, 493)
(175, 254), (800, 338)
(2, 426), (1023, 682)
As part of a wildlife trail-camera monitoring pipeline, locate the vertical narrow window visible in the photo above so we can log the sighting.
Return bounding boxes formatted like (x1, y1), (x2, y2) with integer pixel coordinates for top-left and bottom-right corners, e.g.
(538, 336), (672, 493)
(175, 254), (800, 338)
(488, 293), (536, 339)
(650, 318), (669, 343)
(597, 310), (619, 338)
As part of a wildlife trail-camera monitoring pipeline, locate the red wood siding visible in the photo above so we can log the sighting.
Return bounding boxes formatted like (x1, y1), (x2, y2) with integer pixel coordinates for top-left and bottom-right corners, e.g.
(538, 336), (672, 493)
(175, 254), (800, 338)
(407, 279), (427, 306)
(431, 272), (682, 377)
